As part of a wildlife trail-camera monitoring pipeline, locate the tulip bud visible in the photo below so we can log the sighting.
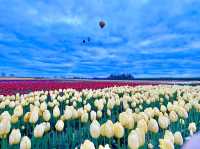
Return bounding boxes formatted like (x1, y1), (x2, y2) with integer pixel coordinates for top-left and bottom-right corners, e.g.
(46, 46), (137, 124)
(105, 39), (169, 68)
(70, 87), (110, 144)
(174, 131), (183, 145)
(64, 107), (72, 120)
(104, 120), (114, 138)
(119, 112), (134, 129)
(113, 122), (124, 139)
(43, 110), (51, 122)
(1, 111), (11, 121)
(158, 115), (169, 129)
(169, 111), (178, 123)
(159, 139), (174, 149)
(107, 109), (111, 116)
(55, 120), (64, 132)
(164, 130), (174, 143)
(128, 130), (139, 149)
(40, 102), (47, 112)
(177, 107), (188, 119)
(135, 127), (145, 146)
(0, 118), (11, 138)
(148, 118), (159, 133)
(90, 111), (96, 121)
(20, 136), (31, 149)
(23, 112), (31, 123)
(53, 106), (60, 118)
(97, 110), (102, 119)
(81, 112), (89, 123)
(84, 103), (91, 112)
(29, 107), (39, 124)
(80, 140), (95, 149)
(137, 119), (148, 133)
(14, 105), (23, 117)
(9, 129), (21, 145)
(34, 124), (44, 138)
(148, 143), (154, 149)
(11, 114), (19, 124)
(90, 120), (100, 138)
(160, 105), (167, 113)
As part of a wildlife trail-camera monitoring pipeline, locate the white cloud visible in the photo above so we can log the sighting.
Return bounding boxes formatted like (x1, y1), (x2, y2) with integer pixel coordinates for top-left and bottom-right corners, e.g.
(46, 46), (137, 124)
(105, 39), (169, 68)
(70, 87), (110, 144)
(137, 34), (182, 47)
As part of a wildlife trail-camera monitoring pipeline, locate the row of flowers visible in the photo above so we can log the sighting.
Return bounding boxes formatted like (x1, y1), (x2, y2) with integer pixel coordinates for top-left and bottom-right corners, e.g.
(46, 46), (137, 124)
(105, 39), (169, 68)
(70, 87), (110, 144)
(0, 85), (200, 149)
(0, 80), (147, 95)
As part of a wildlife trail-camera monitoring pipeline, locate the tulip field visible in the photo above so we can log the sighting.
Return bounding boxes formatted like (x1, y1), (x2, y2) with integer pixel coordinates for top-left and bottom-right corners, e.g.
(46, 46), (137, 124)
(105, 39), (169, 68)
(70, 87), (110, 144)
(0, 81), (200, 149)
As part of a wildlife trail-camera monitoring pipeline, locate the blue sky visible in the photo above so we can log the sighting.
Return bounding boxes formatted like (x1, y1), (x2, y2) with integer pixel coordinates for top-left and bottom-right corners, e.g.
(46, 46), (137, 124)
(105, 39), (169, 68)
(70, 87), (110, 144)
(0, 0), (200, 78)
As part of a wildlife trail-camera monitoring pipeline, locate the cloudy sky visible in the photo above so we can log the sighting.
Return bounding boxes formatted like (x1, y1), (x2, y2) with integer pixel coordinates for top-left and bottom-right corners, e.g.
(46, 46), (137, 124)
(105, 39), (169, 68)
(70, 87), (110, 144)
(0, 0), (200, 78)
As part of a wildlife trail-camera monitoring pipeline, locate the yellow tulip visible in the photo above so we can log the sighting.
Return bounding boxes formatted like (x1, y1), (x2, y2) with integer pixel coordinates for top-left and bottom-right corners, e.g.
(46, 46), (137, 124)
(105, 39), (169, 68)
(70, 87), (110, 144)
(40, 102), (47, 112)
(53, 106), (60, 118)
(81, 112), (89, 123)
(0, 118), (11, 138)
(42, 122), (51, 133)
(64, 107), (72, 120)
(55, 120), (64, 132)
(100, 123), (106, 137)
(159, 139), (174, 149)
(20, 136), (31, 149)
(80, 140), (95, 149)
(160, 105), (167, 113)
(9, 129), (21, 145)
(43, 110), (51, 122)
(128, 130), (139, 149)
(174, 131), (183, 145)
(148, 118), (159, 133)
(90, 111), (97, 121)
(34, 124), (44, 138)
(0, 111), (11, 121)
(137, 119), (148, 133)
(135, 127), (145, 146)
(158, 115), (169, 129)
(113, 122), (124, 139)
(11, 114), (19, 124)
(29, 107), (39, 124)
(169, 111), (178, 123)
(13, 105), (23, 117)
(104, 120), (114, 138)
(119, 112), (134, 129)
(164, 130), (174, 144)
(23, 112), (31, 123)
(97, 110), (102, 119)
(90, 120), (100, 138)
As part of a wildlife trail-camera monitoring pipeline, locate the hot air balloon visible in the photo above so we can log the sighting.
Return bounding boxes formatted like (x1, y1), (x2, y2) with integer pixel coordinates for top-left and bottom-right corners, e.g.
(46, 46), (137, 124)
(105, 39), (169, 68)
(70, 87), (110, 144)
(99, 20), (106, 29)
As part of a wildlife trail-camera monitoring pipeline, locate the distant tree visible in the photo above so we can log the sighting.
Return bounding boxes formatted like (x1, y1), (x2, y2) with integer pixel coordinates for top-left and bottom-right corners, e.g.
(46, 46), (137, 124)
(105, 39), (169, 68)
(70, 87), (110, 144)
(9, 74), (15, 77)
(107, 73), (134, 80)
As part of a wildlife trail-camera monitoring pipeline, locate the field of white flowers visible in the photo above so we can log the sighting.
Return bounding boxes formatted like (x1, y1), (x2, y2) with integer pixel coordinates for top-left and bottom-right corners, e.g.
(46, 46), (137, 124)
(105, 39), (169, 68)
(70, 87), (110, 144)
(0, 85), (200, 149)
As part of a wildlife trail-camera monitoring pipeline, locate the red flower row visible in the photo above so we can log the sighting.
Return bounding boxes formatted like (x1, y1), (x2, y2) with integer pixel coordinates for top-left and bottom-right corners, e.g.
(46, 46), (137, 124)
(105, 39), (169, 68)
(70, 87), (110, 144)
(0, 80), (153, 95)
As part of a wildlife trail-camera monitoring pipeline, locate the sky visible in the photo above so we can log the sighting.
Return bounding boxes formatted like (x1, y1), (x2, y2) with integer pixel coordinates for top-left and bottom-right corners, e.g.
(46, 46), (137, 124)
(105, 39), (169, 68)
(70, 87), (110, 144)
(0, 0), (200, 78)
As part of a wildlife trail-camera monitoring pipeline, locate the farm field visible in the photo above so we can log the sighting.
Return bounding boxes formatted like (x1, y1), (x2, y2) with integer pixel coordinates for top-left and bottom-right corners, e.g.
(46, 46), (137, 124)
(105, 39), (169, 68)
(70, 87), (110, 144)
(0, 81), (200, 149)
